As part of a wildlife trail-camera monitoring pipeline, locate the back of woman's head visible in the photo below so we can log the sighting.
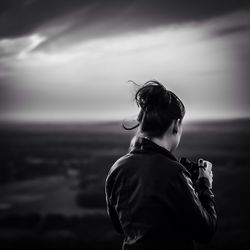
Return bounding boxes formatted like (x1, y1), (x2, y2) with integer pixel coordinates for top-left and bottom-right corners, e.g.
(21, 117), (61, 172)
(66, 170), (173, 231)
(124, 80), (185, 138)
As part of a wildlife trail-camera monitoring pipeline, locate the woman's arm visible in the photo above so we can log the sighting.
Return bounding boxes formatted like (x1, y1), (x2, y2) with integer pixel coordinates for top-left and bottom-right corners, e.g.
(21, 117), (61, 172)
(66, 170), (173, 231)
(105, 173), (124, 235)
(106, 196), (124, 234)
(169, 166), (217, 243)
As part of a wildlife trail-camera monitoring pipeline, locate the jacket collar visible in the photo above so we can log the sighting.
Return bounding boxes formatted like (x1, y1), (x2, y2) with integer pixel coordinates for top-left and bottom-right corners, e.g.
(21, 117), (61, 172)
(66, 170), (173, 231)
(130, 136), (178, 162)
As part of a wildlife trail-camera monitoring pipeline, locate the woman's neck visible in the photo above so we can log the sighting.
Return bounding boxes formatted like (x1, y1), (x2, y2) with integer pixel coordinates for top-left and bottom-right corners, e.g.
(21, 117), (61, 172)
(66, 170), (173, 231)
(141, 134), (173, 152)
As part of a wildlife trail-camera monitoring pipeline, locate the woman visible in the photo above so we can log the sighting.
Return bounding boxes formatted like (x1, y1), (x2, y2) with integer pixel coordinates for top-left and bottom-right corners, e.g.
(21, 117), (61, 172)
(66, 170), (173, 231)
(105, 80), (217, 250)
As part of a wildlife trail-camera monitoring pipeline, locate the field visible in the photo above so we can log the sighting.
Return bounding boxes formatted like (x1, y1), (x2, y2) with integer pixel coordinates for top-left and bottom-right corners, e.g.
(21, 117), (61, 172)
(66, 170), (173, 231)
(0, 118), (249, 249)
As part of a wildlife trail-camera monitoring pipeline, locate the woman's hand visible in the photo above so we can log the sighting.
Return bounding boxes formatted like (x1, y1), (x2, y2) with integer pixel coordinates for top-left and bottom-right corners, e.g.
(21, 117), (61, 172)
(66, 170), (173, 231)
(198, 159), (213, 188)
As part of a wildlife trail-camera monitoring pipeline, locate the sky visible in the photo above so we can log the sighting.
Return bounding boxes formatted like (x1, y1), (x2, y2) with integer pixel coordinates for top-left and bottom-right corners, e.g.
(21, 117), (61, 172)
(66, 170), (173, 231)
(0, 0), (250, 122)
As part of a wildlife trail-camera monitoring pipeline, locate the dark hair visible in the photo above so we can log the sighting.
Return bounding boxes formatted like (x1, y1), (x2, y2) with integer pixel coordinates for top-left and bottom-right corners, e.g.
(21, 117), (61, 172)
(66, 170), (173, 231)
(123, 80), (185, 138)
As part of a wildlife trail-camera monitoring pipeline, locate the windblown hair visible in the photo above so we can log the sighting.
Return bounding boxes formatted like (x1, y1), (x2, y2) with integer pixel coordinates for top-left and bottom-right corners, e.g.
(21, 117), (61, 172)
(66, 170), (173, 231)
(123, 80), (185, 138)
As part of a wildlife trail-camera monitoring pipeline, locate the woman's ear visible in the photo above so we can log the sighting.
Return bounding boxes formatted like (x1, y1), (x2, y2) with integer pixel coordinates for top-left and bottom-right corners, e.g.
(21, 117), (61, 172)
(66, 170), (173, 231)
(173, 119), (181, 134)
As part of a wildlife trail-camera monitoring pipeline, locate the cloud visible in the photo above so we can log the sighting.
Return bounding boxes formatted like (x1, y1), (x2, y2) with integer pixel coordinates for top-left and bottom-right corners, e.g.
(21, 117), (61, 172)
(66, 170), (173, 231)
(14, 10), (250, 68)
(0, 33), (46, 77)
(0, 34), (45, 58)
(0, 0), (95, 39)
(0, 1), (249, 55)
(205, 10), (250, 37)
(1, 0), (250, 40)
(214, 24), (250, 36)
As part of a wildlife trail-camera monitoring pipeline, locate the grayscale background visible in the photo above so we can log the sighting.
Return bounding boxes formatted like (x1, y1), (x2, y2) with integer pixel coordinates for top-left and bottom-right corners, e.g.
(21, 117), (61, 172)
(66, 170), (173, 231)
(0, 1), (249, 249)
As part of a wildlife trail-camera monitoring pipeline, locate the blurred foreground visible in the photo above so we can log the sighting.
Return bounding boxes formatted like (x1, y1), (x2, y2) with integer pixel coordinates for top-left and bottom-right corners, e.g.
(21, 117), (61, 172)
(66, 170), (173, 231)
(0, 119), (250, 249)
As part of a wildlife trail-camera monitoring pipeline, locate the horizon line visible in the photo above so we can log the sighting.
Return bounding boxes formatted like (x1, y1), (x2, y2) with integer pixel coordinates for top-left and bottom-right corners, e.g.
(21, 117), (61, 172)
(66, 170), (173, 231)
(0, 115), (249, 125)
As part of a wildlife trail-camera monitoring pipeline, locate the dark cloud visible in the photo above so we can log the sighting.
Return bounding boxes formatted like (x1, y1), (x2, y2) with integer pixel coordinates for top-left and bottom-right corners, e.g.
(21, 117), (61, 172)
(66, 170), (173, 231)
(1, 0), (250, 40)
(0, 0), (96, 38)
(213, 23), (250, 37)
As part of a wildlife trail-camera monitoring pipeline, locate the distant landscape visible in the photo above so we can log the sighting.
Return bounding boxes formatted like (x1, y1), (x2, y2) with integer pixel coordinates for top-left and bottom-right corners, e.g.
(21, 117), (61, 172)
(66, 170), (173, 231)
(0, 118), (249, 250)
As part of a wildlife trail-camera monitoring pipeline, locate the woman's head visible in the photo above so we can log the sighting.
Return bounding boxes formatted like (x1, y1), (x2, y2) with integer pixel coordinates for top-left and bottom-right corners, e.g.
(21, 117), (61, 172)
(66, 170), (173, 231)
(124, 80), (185, 151)
(135, 80), (185, 137)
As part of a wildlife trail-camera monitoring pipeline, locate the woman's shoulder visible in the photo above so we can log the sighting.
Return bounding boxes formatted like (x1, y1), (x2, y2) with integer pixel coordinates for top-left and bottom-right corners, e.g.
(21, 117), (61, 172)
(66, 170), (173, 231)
(107, 153), (131, 176)
(159, 156), (184, 175)
(107, 150), (189, 180)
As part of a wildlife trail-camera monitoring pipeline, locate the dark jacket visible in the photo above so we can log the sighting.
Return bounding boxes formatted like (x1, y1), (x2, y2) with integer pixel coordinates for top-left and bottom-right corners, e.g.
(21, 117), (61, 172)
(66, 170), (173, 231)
(105, 136), (217, 250)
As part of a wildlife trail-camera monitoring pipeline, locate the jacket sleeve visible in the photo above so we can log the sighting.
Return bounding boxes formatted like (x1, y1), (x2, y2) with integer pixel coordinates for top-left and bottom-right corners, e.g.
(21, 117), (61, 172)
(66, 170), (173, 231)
(105, 175), (124, 234)
(169, 166), (217, 243)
